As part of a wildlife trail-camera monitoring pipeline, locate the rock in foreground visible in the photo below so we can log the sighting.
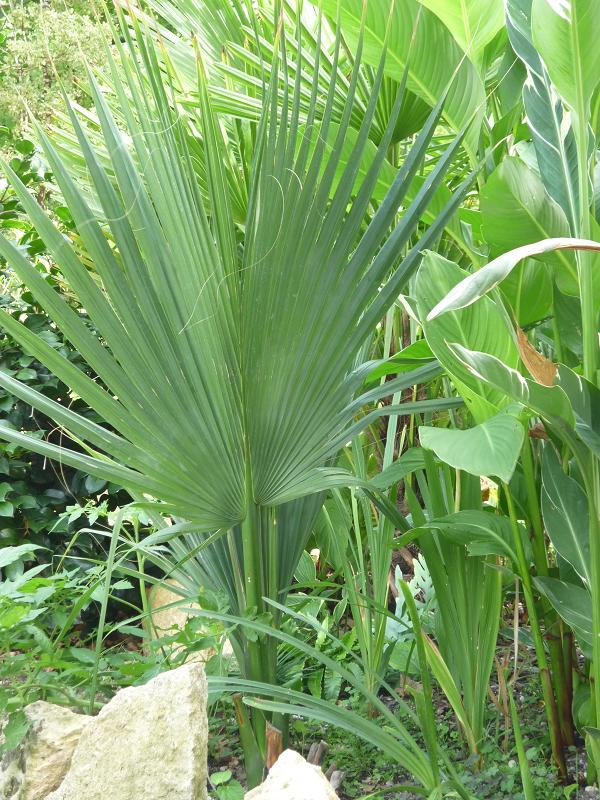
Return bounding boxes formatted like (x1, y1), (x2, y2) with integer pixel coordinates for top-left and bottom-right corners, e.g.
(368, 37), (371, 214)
(0, 701), (90, 800)
(245, 750), (339, 800)
(47, 662), (208, 800)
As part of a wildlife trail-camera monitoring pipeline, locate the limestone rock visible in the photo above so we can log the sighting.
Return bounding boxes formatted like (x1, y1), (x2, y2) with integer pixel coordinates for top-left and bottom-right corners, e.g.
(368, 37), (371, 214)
(245, 750), (339, 800)
(148, 580), (233, 662)
(47, 662), (208, 800)
(0, 701), (90, 800)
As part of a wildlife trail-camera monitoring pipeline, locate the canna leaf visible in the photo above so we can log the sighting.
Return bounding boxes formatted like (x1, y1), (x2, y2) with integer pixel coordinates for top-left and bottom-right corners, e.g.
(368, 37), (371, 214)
(420, 411), (524, 483)
(415, 251), (519, 421)
(541, 445), (591, 587)
(506, 0), (579, 230)
(535, 576), (592, 649)
(427, 237), (600, 319)
(418, 0), (504, 58)
(446, 343), (575, 426)
(321, 0), (486, 158)
(531, 0), (600, 115)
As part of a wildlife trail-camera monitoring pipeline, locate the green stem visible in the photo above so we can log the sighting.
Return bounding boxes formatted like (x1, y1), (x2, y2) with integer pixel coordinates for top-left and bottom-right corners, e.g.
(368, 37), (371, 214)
(574, 109), (598, 383)
(586, 460), (600, 746)
(509, 686), (535, 800)
(521, 437), (574, 746)
(573, 104), (600, 765)
(503, 484), (566, 776)
(89, 509), (124, 715)
(551, 285), (565, 364)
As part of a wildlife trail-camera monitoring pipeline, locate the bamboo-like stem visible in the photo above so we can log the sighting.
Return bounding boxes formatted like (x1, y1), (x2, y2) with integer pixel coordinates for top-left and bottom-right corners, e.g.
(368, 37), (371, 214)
(584, 460), (600, 755)
(503, 483), (566, 776)
(573, 109), (598, 384)
(574, 107), (600, 778)
(240, 457), (279, 785)
(521, 437), (574, 746)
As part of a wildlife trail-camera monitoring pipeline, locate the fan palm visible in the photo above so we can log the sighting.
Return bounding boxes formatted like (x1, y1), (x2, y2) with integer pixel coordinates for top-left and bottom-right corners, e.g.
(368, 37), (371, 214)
(0, 4), (471, 786)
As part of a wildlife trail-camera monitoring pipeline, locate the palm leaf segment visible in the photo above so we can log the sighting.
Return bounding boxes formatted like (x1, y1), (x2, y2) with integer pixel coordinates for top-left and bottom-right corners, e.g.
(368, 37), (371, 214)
(0, 9), (467, 531)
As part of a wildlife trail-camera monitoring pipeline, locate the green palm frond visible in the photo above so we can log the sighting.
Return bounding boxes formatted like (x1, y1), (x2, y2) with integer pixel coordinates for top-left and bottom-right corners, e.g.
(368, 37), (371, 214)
(0, 10), (468, 530)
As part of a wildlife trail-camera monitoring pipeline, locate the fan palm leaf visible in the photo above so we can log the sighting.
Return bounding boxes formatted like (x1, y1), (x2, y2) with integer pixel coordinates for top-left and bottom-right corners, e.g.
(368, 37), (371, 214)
(0, 9), (467, 531)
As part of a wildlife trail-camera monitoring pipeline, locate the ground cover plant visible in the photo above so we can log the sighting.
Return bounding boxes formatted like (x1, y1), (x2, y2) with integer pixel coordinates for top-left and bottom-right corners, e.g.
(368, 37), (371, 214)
(1, 1), (600, 799)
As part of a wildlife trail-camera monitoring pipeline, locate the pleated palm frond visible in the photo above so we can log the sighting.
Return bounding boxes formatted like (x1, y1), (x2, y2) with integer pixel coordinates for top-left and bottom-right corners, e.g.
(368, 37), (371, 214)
(0, 10), (468, 534)
(139, 0), (432, 141)
(49, 0), (452, 232)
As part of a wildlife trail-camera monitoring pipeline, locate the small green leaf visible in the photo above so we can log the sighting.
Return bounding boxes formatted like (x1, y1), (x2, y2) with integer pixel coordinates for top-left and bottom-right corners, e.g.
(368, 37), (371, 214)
(15, 368), (37, 381)
(210, 770), (232, 787)
(0, 501), (15, 517)
(0, 710), (31, 753)
(14, 140), (35, 156)
(85, 475), (108, 493)
(0, 543), (42, 569)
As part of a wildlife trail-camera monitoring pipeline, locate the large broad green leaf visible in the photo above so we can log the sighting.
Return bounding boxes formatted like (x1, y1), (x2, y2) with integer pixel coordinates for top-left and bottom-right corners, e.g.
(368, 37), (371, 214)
(418, 0), (504, 58)
(556, 365), (600, 457)
(322, 0), (485, 158)
(531, 0), (600, 114)
(506, 0), (579, 230)
(427, 237), (600, 318)
(415, 252), (519, 421)
(447, 344), (576, 427)
(535, 576), (592, 648)
(499, 258), (552, 326)
(541, 445), (591, 586)
(420, 411), (524, 483)
(480, 157), (578, 295)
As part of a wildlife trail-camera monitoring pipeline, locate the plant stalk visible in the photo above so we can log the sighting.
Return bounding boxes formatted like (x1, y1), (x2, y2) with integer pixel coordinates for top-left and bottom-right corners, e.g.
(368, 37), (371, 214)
(521, 437), (574, 746)
(503, 483), (566, 776)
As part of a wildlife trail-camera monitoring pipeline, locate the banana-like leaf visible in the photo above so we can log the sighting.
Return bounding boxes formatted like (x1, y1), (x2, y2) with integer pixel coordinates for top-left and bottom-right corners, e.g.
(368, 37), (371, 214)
(480, 157), (579, 296)
(321, 0), (486, 158)
(427, 237), (600, 319)
(532, 0), (600, 115)
(411, 509), (519, 562)
(541, 445), (590, 587)
(506, 0), (579, 230)
(535, 576), (592, 649)
(447, 344), (575, 427)
(415, 251), (519, 421)
(499, 258), (552, 327)
(0, 17), (467, 530)
(556, 365), (600, 458)
(418, 0), (504, 58)
(420, 410), (524, 483)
